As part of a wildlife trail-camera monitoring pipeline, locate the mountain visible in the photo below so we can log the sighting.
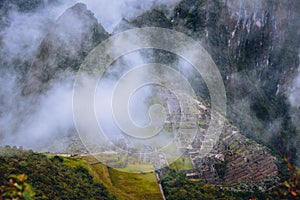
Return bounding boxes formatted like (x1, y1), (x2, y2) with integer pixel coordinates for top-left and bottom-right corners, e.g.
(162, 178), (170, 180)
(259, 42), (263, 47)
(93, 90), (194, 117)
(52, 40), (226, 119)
(10, 1), (299, 163)
(113, 0), (300, 164)
(23, 3), (109, 95)
(152, 88), (279, 191)
(13, 0), (298, 187)
(171, 0), (300, 162)
(0, 0), (299, 199)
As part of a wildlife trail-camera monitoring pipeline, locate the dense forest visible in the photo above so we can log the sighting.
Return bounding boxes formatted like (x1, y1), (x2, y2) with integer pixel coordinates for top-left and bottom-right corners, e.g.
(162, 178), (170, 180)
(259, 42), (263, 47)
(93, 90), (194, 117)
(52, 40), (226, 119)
(0, 146), (115, 200)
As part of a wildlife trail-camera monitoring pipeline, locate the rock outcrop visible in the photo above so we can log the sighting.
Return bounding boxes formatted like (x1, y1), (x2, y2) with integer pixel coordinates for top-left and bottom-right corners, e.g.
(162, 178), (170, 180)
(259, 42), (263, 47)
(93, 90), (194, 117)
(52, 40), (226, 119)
(113, 9), (172, 33)
(23, 3), (109, 95)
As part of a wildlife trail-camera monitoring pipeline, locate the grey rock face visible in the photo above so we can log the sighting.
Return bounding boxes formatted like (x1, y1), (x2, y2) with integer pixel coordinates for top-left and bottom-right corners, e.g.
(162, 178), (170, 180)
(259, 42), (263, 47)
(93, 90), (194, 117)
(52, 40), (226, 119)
(113, 9), (172, 33)
(23, 3), (109, 95)
(171, 0), (300, 161)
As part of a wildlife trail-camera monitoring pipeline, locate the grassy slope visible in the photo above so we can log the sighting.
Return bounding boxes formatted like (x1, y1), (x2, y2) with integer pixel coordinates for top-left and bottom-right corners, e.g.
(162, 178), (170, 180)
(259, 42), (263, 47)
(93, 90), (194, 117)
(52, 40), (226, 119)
(169, 155), (194, 171)
(60, 155), (162, 200)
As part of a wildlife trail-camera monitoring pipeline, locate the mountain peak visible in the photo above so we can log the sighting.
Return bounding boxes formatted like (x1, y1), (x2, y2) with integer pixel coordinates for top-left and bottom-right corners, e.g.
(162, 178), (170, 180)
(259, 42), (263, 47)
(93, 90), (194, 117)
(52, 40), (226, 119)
(23, 3), (108, 95)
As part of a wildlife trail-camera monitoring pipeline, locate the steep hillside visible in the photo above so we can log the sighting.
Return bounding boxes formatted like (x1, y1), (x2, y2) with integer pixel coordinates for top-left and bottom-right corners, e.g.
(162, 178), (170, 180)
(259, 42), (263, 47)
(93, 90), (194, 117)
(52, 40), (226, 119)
(0, 146), (115, 200)
(151, 88), (279, 191)
(74, 155), (163, 200)
(110, 0), (300, 166)
(23, 3), (109, 95)
(171, 0), (300, 162)
(0, 146), (163, 200)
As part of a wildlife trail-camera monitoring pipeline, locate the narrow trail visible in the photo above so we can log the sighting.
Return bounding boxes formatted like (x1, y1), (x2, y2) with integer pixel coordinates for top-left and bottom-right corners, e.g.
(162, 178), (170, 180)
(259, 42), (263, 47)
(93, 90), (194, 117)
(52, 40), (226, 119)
(155, 171), (166, 200)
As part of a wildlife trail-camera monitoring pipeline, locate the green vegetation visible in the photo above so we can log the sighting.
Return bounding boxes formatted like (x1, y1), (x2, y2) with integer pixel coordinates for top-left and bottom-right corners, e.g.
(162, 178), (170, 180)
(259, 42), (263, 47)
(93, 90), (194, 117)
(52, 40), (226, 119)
(121, 163), (154, 173)
(78, 155), (162, 200)
(107, 168), (162, 200)
(161, 168), (276, 200)
(214, 161), (227, 180)
(198, 120), (206, 126)
(0, 146), (115, 200)
(0, 147), (162, 199)
(0, 174), (35, 200)
(169, 156), (194, 171)
(162, 158), (300, 200)
(2, 146), (299, 200)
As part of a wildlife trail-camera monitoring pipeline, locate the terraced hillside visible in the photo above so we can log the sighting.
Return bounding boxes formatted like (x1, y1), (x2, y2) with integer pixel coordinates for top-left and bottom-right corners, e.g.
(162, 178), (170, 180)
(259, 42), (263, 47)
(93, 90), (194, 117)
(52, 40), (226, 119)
(154, 88), (279, 191)
(189, 125), (279, 191)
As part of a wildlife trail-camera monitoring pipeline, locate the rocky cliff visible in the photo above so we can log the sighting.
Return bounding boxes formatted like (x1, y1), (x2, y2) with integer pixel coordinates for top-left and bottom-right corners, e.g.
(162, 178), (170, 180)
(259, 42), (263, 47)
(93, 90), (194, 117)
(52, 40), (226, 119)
(171, 0), (300, 161)
(23, 3), (108, 95)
